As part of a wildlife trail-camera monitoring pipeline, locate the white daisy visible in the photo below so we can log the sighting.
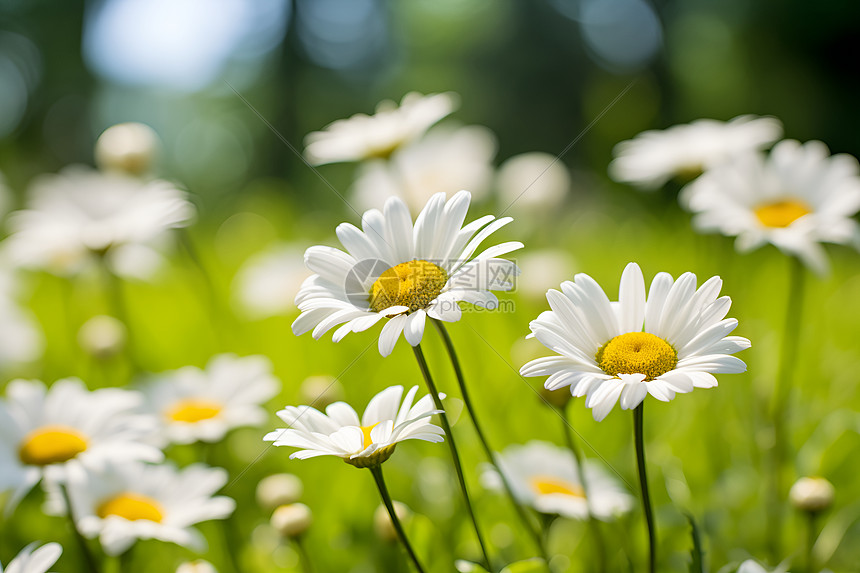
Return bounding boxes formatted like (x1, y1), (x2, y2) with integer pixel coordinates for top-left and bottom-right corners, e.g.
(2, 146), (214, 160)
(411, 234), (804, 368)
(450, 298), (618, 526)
(520, 263), (750, 421)
(54, 461), (235, 556)
(232, 244), (310, 319)
(293, 190), (521, 356)
(351, 124), (496, 212)
(264, 385), (444, 468)
(680, 139), (860, 275)
(0, 542), (62, 573)
(304, 92), (458, 165)
(496, 152), (571, 213)
(609, 115), (783, 189)
(0, 378), (163, 508)
(3, 166), (195, 278)
(142, 354), (280, 445)
(481, 441), (632, 521)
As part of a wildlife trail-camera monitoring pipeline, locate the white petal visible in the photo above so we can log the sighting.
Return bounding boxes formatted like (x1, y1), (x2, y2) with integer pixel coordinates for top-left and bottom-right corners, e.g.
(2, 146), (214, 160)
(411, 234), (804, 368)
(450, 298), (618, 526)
(378, 314), (408, 357)
(403, 310), (427, 346)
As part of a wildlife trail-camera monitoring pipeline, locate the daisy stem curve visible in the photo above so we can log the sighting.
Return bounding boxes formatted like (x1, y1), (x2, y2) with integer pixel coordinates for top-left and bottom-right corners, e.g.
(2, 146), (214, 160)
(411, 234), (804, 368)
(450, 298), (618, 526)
(432, 320), (550, 566)
(60, 483), (102, 573)
(559, 404), (607, 572)
(633, 404), (656, 573)
(293, 535), (314, 573)
(804, 511), (817, 573)
(412, 344), (493, 571)
(369, 465), (426, 573)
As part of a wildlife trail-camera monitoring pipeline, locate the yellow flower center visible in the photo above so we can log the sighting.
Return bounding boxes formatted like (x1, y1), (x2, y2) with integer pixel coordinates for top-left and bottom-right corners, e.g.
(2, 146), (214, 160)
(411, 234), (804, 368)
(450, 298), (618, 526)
(18, 425), (88, 466)
(360, 422), (380, 450)
(596, 332), (677, 381)
(754, 199), (812, 228)
(97, 492), (164, 523)
(530, 476), (585, 498)
(369, 259), (448, 313)
(166, 399), (222, 423)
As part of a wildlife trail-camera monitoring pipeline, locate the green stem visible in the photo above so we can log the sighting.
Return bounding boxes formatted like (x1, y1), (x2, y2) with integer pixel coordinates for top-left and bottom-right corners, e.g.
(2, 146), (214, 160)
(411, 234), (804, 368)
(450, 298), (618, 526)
(633, 404), (656, 573)
(767, 255), (806, 560)
(559, 405), (607, 572)
(432, 320), (550, 566)
(98, 257), (142, 374)
(294, 535), (314, 573)
(369, 465), (426, 573)
(60, 484), (101, 573)
(805, 512), (817, 573)
(412, 344), (493, 571)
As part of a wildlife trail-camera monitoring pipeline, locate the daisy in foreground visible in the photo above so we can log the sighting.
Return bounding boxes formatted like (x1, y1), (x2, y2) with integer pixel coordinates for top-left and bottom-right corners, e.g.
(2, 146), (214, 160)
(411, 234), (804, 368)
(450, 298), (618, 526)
(304, 92), (458, 165)
(520, 262), (750, 421)
(293, 190), (521, 356)
(51, 461), (235, 556)
(0, 378), (163, 509)
(482, 441), (633, 521)
(142, 354), (280, 445)
(680, 139), (860, 275)
(265, 385), (443, 573)
(0, 542), (62, 573)
(609, 115), (782, 189)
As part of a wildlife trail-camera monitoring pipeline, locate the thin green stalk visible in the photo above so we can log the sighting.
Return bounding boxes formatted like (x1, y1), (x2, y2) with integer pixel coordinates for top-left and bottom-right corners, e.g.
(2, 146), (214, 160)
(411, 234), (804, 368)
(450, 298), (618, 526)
(805, 512), (817, 573)
(633, 404), (656, 573)
(369, 465), (426, 573)
(293, 535), (314, 573)
(767, 255), (806, 559)
(559, 405), (607, 572)
(432, 320), (549, 566)
(98, 257), (142, 374)
(60, 484), (101, 573)
(412, 344), (493, 570)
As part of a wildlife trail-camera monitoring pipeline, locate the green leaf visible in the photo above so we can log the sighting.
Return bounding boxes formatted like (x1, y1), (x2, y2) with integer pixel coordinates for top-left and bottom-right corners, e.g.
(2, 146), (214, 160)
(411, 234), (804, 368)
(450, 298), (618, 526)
(686, 512), (706, 573)
(501, 558), (548, 573)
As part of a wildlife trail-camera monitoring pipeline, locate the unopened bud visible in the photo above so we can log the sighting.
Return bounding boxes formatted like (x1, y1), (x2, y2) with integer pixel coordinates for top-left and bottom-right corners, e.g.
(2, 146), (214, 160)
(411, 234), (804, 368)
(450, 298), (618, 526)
(299, 375), (344, 409)
(256, 473), (303, 510)
(176, 560), (217, 573)
(271, 503), (312, 538)
(790, 477), (834, 513)
(373, 501), (411, 542)
(78, 315), (126, 359)
(95, 122), (159, 176)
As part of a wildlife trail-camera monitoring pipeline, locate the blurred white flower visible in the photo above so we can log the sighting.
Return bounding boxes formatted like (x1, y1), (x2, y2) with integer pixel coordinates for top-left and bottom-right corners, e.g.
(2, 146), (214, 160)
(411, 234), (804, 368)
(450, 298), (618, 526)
(789, 476), (835, 513)
(264, 385), (444, 468)
(609, 115), (782, 189)
(95, 122), (160, 176)
(304, 92), (458, 165)
(176, 560), (217, 573)
(298, 375), (345, 409)
(142, 354), (280, 445)
(515, 249), (575, 300)
(0, 542), (62, 573)
(293, 191), (521, 357)
(496, 152), (570, 212)
(256, 473), (303, 510)
(270, 503), (312, 538)
(3, 166), (195, 278)
(351, 124), (497, 212)
(737, 560), (790, 573)
(681, 139), (860, 275)
(0, 266), (43, 366)
(77, 315), (126, 359)
(481, 441), (632, 521)
(520, 263), (750, 421)
(0, 379), (162, 509)
(54, 461), (235, 556)
(232, 244), (310, 319)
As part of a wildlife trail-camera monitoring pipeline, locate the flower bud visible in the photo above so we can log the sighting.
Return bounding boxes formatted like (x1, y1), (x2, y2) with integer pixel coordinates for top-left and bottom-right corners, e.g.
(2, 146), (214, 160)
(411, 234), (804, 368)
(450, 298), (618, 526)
(256, 473), (303, 510)
(176, 560), (217, 573)
(95, 122), (159, 176)
(271, 503), (312, 538)
(77, 315), (126, 359)
(790, 476), (834, 513)
(373, 500), (411, 542)
(299, 375), (344, 409)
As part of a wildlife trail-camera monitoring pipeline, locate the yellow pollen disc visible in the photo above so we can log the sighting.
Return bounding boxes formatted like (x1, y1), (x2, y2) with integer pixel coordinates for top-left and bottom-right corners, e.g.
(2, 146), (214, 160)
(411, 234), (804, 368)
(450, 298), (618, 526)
(18, 425), (88, 466)
(360, 422), (380, 450)
(530, 476), (585, 498)
(369, 259), (448, 313)
(97, 493), (164, 523)
(754, 199), (812, 228)
(166, 399), (222, 423)
(596, 332), (677, 381)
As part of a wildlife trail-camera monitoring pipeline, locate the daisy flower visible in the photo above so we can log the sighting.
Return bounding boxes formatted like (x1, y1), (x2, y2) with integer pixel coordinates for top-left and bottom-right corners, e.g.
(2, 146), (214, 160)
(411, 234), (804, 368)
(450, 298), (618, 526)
(609, 115), (782, 189)
(0, 379), (163, 508)
(142, 354), (280, 445)
(680, 139), (860, 275)
(52, 461), (235, 556)
(520, 263), (750, 421)
(293, 190), (521, 356)
(3, 166), (195, 278)
(264, 385), (444, 468)
(351, 124), (496, 212)
(0, 542), (62, 573)
(304, 92), (458, 165)
(481, 441), (633, 520)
